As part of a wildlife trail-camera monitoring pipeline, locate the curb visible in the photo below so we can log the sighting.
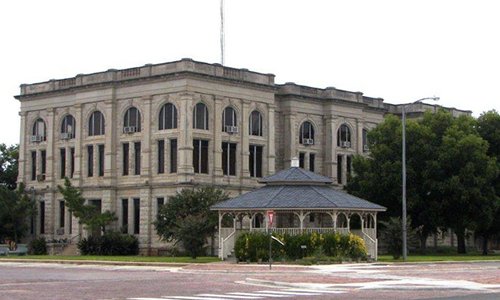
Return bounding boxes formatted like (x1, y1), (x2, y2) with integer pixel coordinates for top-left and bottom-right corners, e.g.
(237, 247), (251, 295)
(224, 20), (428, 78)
(0, 258), (188, 267)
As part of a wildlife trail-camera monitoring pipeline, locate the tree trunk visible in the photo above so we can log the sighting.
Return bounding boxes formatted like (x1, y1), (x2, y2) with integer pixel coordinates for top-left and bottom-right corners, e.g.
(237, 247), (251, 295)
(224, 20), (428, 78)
(455, 228), (466, 254)
(482, 235), (489, 255)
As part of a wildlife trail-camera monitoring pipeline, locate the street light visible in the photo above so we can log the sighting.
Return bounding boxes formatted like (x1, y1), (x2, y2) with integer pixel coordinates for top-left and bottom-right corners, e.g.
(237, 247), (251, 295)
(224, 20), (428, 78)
(402, 96), (439, 261)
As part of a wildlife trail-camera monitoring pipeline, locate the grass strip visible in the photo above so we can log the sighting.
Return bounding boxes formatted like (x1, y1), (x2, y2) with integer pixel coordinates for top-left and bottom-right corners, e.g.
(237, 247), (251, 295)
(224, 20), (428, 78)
(0, 255), (220, 263)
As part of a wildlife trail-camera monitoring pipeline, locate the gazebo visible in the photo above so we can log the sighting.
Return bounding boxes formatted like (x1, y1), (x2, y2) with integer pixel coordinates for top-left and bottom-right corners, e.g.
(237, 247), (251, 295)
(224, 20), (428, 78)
(211, 160), (386, 260)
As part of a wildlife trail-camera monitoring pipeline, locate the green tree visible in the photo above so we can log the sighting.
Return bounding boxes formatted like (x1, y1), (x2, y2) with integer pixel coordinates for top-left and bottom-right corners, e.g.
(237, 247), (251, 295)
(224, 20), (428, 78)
(0, 143), (19, 190)
(155, 186), (228, 258)
(434, 115), (497, 253)
(347, 113), (446, 249)
(474, 110), (500, 254)
(57, 178), (116, 235)
(0, 183), (36, 242)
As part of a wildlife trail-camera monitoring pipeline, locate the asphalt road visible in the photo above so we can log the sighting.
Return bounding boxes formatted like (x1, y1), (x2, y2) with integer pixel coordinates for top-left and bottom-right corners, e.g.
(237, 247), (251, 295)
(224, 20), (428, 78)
(0, 261), (499, 300)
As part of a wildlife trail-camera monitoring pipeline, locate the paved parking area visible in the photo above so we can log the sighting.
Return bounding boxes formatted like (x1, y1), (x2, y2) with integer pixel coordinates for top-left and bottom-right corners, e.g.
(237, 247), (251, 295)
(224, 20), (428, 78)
(0, 260), (499, 299)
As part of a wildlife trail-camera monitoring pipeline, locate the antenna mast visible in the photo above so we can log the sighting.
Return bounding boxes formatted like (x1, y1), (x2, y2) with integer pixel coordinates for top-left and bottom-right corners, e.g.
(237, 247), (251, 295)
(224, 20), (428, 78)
(220, 0), (225, 65)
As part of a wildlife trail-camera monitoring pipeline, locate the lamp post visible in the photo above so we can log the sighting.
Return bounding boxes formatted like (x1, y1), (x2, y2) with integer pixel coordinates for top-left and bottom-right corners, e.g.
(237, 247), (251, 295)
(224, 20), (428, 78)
(402, 96), (439, 261)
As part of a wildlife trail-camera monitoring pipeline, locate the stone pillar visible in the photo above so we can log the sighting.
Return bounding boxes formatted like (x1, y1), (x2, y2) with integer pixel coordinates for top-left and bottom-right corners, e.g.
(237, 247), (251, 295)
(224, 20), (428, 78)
(101, 189), (116, 231)
(357, 119), (363, 154)
(177, 93), (194, 181)
(283, 112), (296, 168)
(241, 100), (250, 179)
(267, 104), (276, 175)
(46, 108), (55, 184)
(141, 96), (152, 181)
(213, 96), (224, 177)
(44, 191), (55, 235)
(342, 154), (347, 186)
(127, 198), (134, 235)
(140, 188), (152, 249)
(73, 104), (83, 182)
(104, 100), (115, 181)
(324, 116), (336, 178)
(18, 112), (27, 184)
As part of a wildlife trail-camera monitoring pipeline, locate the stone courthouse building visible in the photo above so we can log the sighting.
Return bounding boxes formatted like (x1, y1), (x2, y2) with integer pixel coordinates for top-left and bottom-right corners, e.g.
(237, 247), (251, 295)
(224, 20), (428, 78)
(15, 58), (469, 252)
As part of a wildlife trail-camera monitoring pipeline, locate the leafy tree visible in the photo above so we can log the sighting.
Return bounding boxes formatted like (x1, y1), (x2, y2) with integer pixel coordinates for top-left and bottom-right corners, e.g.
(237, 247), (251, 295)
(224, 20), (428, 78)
(379, 217), (418, 259)
(436, 115), (497, 253)
(0, 143), (19, 190)
(474, 110), (500, 254)
(155, 186), (228, 258)
(0, 183), (36, 242)
(57, 178), (116, 235)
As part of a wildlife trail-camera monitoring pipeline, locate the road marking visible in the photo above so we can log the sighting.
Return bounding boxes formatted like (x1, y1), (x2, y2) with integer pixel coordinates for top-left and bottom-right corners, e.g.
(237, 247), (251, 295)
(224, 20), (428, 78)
(197, 294), (262, 299)
(169, 296), (227, 300)
(227, 292), (288, 298)
(286, 288), (346, 294)
(257, 290), (322, 296)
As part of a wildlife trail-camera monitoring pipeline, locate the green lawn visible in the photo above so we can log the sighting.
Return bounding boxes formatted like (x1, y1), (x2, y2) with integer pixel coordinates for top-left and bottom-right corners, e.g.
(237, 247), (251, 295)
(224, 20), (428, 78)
(0, 255), (220, 263)
(378, 254), (500, 262)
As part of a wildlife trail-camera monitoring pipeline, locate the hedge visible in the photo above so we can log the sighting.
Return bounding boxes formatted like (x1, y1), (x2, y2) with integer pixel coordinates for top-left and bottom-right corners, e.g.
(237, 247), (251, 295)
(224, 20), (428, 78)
(78, 232), (139, 255)
(234, 231), (367, 262)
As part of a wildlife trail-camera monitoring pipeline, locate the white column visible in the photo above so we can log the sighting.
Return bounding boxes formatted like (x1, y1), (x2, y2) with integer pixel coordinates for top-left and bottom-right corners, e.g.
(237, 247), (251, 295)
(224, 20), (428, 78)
(241, 100), (250, 179)
(267, 105), (276, 175)
(283, 112), (296, 168)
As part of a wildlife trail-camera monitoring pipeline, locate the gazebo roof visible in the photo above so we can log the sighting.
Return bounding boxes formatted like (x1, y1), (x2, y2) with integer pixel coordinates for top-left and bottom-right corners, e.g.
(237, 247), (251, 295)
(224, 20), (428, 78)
(211, 185), (386, 211)
(259, 167), (332, 185)
(212, 166), (386, 212)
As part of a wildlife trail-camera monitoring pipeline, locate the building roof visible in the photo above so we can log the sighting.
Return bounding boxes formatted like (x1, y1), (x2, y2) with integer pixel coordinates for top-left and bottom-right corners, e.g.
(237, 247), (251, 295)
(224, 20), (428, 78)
(259, 167), (333, 185)
(212, 166), (386, 212)
(211, 185), (385, 211)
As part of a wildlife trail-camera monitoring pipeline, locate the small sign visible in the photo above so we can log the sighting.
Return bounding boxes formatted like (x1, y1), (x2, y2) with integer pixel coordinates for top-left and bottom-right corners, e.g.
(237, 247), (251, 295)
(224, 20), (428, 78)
(267, 210), (274, 226)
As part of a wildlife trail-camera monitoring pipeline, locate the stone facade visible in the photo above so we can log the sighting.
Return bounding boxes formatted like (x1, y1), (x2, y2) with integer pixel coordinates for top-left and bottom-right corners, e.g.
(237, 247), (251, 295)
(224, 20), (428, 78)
(15, 58), (471, 252)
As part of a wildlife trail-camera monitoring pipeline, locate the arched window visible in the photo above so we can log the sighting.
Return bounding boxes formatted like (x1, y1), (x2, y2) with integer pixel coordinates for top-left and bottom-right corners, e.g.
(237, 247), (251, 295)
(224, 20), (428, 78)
(193, 103), (209, 130)
(60, 114), (75, 139)
(32, 118), (46, 142)
(123, 107), (141, 133)
(159, 103), (177, 130)
(299, 121), (315, 145)
(222, 106), (237, 133)
(88, 111), (105, 136)
(337, 124), (351, 147)
(362, 128), (369, 152)
(249, 110), (263, 136)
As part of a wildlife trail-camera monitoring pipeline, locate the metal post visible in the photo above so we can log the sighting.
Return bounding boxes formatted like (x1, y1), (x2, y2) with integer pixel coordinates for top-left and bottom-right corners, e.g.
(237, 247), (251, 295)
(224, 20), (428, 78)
(402, 105), (407, 261)
(269, 232), (272, 270)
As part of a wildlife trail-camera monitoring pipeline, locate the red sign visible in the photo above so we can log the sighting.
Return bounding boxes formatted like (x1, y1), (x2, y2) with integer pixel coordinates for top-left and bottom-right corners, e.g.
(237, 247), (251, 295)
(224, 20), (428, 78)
(267, 210), (274, 226)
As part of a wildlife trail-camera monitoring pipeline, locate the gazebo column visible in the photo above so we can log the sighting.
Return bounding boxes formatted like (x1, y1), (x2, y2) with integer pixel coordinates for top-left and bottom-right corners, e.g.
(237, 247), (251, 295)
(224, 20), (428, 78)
(299, 211), (306, 232)
(361, 213), (365, 234)
(218, 212), (222, 259)
(347, 213), (351, 232)
(248, 213), (253, 231)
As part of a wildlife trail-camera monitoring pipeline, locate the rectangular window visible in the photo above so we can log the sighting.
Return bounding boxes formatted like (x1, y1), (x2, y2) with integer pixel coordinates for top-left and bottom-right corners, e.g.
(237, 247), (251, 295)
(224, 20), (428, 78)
(98, 144), (105, 177)
(249, 145), (263, 177)
(347, 155), (352, 180)
(134, 142), (141, 175)
(170, 139), (177, 173)
(59, 201), (65, 229)
(122, 143), (129, 176)
(60, 148), (66, 179)
(121, 199), (128, 234)
(70, 148), (75, 178)
(40, 201), (45, 234)
(337, 155), (343, 184)
(309, 153), (315, 172)
(87, 145), (93, 177)
(89, 199), (102, 213)
(157, 197), (165, 216)
(222, 142), (237, 176)
(133, 198), (140, 234)
(69, 211), (72, 234)
(41, 150), (46, 175)
(31, 151), (37, 181)
(299, 152), (305, 169)
(158, 140), (165, 174)
(193, 139), (209, 174)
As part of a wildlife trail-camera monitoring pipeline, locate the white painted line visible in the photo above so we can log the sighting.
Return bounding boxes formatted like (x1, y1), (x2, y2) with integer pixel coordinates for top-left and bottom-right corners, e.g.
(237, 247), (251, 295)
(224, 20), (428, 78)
(257, 290), (322, 296)
(228, 292), (288, 298)
(128, 298), (175, 300)
(170, 296), (226, 300)
(286, 288), (345, 294)
(197, 294), (262, 299)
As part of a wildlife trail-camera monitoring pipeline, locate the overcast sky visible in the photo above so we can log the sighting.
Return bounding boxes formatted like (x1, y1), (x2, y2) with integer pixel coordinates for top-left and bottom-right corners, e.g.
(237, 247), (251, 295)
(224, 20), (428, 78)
(1, 0), (499, 145)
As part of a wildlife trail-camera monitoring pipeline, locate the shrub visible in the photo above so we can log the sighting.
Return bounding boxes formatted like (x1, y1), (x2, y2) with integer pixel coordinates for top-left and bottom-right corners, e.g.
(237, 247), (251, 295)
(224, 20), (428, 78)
(78, 232), (139, 255)
(234, 231), (368, 263)
(29, 237), (47, 255)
